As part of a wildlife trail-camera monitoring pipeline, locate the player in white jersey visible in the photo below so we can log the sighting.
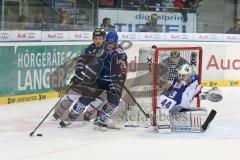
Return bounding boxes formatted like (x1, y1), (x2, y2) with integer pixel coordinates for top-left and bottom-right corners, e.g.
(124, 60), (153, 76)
(158, 63), (201, 112)
(156, 63), (202, 133)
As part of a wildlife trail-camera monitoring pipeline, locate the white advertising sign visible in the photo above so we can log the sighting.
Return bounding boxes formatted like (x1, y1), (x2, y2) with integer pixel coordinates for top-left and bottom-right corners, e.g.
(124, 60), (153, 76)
(41, 31), (69, 41)
(165, 33), (193, 41)
(98, 9), (196, 33)
(0, 31), (10, 41)
(69, 31), (92, 41)
(122, 41), (240, 82)
(118, 32), (139, 41)
(139, 32), (165, 41)
(224, 34), (240, 42)
(10, 31), (41, 41)
(193, 33), (224, 41)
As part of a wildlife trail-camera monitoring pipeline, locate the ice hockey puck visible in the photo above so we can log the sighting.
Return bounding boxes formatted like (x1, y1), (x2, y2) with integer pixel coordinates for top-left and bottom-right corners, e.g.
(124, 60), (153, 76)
(37, 133), (43, 136)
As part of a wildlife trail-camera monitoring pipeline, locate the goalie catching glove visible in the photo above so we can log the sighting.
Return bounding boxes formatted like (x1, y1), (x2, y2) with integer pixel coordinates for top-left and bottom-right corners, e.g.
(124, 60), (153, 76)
(200, 87), (223, 102)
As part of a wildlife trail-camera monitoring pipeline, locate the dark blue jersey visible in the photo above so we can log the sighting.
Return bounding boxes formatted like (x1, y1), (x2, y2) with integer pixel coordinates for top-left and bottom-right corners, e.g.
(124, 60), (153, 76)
(97, 47), (127, 91)
(84, 43), (105, 58)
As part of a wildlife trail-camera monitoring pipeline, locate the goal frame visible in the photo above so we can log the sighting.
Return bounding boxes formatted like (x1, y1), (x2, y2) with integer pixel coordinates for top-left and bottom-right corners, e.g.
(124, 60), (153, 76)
(152, 47), (203, 125)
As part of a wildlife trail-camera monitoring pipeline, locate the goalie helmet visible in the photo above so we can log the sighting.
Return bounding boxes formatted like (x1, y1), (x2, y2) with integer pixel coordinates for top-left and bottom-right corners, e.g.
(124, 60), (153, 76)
(178, 64), (194, 85)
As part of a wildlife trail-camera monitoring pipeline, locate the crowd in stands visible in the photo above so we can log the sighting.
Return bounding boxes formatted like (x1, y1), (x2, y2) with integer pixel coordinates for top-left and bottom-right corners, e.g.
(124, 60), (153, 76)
(1, 0), (238, 34)
(100, 0), (204, 12)
(6, 9), (92, 31)
(100, 0), (203, 22)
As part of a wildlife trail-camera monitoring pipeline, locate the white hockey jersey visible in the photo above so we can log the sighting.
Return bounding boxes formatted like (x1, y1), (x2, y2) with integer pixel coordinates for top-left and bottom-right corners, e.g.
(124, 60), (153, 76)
(157, 74), (201, 111)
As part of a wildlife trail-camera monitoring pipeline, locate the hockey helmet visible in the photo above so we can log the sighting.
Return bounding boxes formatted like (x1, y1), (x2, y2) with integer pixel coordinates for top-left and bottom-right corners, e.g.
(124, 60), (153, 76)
(93, 28), (106, 38)
(106, 31), (118, 43)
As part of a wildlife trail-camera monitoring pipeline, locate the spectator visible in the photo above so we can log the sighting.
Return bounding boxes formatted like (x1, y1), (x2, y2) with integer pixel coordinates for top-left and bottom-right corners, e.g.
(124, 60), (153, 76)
(138, 0), (149, 10)
(174, 0), (188, 22)
(128, 0), (136, 10)
(55, 10), (71, 30)
(32, 11), (49, 30)
(75, 9), (89, 31)
(59, 10), (70, 25)
(100, 17), (115, 31)
(34, 12), (45, 24)
(162, 0), (174, 8)
(154, 0), (163, 11)
(140, 13), (162, 32)
(226, 19), (240, 34)
(15, 15), (28, 30)
(187, 0), (202, 8)
(127, 0), (149, 11)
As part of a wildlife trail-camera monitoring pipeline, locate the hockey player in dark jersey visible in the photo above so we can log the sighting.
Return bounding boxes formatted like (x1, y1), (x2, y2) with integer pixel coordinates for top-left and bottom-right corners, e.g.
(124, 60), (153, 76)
(52, 28), (107, 121)
(93, 31), (127, 129)
(59, 30), (128, 128)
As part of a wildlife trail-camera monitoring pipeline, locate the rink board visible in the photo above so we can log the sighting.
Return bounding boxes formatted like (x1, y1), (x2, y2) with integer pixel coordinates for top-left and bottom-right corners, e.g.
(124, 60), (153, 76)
(1, 41), (240, 105)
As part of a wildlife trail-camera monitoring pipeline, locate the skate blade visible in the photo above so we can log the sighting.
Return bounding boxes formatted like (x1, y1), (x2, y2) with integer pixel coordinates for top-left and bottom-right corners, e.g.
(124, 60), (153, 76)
(94, 125), (108, 131)
(59, 121), (71, 127)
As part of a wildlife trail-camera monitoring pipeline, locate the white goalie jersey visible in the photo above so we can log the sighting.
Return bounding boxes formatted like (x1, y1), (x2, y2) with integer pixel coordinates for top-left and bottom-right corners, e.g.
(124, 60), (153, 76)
(157, 74), (202, 111)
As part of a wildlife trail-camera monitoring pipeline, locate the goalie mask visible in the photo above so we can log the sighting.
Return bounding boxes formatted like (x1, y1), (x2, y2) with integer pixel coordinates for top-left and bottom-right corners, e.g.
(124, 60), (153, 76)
(178, 64), (194, 85)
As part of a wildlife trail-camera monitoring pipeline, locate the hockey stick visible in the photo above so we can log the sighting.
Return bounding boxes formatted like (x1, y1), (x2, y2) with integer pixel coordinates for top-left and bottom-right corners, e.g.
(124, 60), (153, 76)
(123, 85), (150, 119)
(201, 109), (217, 132)
(29, 86), (71, 137)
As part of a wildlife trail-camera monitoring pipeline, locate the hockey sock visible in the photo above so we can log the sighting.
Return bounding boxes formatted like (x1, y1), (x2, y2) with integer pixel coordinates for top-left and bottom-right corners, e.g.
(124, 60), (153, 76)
(68, 101), (86, 120)
(98, 103), (117, 123)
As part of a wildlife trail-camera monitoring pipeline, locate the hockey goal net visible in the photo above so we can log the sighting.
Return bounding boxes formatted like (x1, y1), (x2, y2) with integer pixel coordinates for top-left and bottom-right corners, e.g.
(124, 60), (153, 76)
(112, 46), (203, 126)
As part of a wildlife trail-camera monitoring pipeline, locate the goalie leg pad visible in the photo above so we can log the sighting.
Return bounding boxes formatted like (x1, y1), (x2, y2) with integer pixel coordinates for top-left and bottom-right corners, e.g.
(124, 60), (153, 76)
(171, 109), (207, 132)
(156, 108), (171, 133)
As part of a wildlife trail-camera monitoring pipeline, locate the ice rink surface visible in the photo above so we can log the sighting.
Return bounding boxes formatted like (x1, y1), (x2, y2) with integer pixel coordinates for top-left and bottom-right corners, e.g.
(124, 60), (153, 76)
(0, 87), (240, 160)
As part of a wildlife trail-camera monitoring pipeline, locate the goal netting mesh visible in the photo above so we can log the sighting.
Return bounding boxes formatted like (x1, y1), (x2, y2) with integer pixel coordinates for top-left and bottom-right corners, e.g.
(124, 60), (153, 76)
(111, 47), (202, 126)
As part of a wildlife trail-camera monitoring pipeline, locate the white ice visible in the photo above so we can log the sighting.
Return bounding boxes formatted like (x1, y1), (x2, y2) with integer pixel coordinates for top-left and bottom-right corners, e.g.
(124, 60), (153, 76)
(0, 87), (240, 160)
